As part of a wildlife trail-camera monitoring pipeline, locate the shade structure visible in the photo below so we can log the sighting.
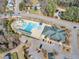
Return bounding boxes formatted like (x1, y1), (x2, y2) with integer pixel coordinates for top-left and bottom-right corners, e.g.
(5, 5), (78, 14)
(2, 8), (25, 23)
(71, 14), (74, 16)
(42, 26), (67, 42)
(50, 29), (67, 42)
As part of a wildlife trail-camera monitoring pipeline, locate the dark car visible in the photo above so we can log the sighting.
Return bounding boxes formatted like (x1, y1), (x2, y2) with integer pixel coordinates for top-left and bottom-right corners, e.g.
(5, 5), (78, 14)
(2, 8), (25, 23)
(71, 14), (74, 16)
(73, 26), (77, 29)
(4, 53), (11, 59)
(39, 44), (42, 49)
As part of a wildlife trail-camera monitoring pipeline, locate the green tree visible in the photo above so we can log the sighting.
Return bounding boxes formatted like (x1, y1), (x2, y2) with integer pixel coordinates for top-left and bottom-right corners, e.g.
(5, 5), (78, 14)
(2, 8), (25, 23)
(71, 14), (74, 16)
(4, 0), (8, 6)
(46, 0), (56, 16)
(52, 0), (60, 5)
(60, 6), (79, 22)
(19, 2), (26, 11)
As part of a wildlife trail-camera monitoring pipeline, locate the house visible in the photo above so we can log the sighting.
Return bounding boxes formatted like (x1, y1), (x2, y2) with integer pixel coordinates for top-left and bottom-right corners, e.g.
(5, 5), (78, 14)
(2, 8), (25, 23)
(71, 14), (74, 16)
(7, 0), (14, 10)
(32, 3), (41, 10)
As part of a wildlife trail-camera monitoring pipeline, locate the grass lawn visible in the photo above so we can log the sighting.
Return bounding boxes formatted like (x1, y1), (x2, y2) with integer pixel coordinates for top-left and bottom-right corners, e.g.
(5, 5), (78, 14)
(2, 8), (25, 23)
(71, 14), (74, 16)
(11, 52), (18, 59)
(30, 9), (40, 14)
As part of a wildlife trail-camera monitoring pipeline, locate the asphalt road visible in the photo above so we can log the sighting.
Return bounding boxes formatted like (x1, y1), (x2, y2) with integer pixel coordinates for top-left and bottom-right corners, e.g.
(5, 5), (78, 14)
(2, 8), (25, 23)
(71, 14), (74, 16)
(71, 29), (79, 59)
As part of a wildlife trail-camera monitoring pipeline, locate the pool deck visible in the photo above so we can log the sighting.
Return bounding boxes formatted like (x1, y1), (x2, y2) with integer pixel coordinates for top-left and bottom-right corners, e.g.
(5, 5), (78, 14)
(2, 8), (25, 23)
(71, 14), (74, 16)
(11, 19), (47, 39)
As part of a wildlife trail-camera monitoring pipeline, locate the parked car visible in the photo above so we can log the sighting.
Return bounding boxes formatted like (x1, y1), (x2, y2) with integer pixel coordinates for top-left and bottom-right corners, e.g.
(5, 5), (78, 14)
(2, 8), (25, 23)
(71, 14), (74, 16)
(4, 53), (11, 59)
(11, 52), (18, 59)
(39, 44), (42, 49)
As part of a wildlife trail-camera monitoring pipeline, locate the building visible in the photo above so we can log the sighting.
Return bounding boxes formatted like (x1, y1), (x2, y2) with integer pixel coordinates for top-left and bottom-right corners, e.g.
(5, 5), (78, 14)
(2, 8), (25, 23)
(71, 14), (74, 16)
(7, 0), (14, 10)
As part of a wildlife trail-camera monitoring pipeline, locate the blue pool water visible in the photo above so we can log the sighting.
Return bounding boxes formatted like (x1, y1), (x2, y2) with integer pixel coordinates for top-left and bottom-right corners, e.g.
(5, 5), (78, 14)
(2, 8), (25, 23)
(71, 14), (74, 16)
(22, 22), (41, 33)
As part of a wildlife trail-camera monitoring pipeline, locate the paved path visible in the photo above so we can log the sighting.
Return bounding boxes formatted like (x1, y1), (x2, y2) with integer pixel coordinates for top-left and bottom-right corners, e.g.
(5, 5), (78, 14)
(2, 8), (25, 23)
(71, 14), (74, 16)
(14, 0), (22, 14)
(71, 29), (79, 59)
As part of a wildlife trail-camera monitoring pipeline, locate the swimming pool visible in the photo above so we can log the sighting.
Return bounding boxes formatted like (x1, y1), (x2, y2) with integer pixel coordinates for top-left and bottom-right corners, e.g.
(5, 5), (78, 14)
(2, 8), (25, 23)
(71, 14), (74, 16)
(22, 22), (41, 33)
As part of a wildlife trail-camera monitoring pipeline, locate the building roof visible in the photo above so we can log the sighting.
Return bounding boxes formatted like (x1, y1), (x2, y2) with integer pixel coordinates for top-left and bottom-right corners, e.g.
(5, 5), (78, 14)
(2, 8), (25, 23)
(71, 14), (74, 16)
(7, 0), (14, 10)
(42, 26), (67, 42)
